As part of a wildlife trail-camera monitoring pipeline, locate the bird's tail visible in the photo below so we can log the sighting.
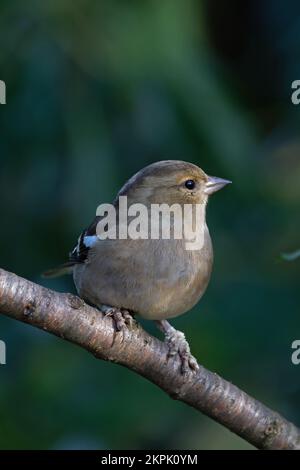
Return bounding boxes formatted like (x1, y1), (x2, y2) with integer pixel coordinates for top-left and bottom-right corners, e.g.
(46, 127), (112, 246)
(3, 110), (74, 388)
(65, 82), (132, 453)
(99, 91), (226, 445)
(42, 262), (75, 278)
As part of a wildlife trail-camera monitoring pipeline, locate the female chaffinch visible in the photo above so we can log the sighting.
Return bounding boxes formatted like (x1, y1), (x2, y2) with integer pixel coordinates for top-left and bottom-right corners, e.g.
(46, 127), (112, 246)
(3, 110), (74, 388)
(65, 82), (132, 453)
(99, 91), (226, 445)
(45, 161), (231, 373)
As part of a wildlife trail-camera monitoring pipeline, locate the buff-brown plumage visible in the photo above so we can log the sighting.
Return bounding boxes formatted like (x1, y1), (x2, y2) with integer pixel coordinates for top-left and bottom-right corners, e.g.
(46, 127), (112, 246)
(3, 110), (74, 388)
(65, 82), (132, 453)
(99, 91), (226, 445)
(46, 160), (230, 373)
(73, 160), (229, 320)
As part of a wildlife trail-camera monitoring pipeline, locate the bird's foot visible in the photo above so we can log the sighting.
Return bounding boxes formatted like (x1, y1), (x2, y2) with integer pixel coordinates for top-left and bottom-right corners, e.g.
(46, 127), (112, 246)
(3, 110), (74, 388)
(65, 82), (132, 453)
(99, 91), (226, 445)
(156, 320), (199, 375)
(166, 329), (199, 375)
(101, 305), (135, 331)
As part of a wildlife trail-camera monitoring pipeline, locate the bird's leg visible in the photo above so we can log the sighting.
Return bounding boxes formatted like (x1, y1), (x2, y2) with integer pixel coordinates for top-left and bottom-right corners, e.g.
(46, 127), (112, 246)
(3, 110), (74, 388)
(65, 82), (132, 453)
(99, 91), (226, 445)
(155, 320), (199, 374)
(101, 305), (135, 331)
(120, 309), (135, 328)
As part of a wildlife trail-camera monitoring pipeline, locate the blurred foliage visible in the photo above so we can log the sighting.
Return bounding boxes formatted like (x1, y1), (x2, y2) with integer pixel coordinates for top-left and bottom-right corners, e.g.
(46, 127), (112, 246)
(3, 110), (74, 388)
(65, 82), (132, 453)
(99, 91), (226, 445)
(0, 0), (299, 450)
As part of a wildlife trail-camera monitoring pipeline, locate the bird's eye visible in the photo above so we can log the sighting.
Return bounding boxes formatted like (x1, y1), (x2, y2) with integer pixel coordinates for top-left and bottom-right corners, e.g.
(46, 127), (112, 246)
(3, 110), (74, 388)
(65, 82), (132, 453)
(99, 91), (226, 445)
(185, 179), (195, 190)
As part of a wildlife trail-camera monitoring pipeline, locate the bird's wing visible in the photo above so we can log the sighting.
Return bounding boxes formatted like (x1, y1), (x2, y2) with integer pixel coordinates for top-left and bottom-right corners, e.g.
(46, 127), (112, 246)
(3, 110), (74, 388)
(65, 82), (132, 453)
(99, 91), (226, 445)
(43, 216), (102, 278)
(69, 216), (102, 264)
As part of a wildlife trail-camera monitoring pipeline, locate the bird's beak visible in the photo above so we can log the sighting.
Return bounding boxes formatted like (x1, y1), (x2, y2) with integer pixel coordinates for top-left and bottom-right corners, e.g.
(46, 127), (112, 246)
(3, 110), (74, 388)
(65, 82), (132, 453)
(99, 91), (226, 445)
(204, 175), (232, 195)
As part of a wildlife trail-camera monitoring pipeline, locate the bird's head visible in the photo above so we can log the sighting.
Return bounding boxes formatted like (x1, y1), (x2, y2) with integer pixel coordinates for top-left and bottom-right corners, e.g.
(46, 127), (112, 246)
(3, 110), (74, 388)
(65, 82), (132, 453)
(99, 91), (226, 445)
(116, 160), (231, 206)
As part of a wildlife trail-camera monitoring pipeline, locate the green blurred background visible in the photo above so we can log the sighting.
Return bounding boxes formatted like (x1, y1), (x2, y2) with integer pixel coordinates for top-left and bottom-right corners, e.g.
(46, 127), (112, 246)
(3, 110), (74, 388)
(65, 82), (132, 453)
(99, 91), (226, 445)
(0, 0), (299, 450)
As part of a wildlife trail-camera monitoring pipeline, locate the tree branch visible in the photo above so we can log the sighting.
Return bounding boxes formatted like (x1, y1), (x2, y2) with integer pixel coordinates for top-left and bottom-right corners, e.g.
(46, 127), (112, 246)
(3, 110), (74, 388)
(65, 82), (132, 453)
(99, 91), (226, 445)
(0, 268), (299, 450)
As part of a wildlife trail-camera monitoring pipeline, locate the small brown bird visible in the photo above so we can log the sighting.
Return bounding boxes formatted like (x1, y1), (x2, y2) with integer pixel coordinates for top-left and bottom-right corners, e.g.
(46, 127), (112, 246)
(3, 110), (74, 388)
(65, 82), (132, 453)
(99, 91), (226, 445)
(45, 161), (231, 373)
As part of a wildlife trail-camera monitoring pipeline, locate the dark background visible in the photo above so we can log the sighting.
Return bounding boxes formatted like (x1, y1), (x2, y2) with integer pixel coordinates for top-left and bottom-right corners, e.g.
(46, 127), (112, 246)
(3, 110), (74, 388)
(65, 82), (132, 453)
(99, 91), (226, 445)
(0, 0), (299, 450)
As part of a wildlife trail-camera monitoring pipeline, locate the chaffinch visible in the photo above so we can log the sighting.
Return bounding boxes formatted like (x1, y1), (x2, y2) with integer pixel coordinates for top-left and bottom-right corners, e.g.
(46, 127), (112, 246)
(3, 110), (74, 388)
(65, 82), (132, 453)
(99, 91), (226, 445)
(45, 161), (231, 373)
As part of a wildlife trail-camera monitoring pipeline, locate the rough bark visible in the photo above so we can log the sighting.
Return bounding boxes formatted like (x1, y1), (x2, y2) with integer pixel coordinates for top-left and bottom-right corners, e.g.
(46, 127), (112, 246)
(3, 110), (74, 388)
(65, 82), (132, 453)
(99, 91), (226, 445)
(0, 267), (299, 450)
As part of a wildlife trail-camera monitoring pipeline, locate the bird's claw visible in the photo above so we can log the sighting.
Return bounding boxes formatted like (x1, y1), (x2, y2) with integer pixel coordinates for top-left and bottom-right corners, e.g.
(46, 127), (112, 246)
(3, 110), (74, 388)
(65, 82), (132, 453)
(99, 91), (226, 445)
(101, 305), (134, 331)
(121, 309), (135, 328)
(165, 330), (199, 375)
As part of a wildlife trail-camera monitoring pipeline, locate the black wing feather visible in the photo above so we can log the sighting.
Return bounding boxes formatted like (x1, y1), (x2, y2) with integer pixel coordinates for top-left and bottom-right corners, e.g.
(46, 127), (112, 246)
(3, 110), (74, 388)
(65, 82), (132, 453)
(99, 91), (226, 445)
(69, 216), (101, 264)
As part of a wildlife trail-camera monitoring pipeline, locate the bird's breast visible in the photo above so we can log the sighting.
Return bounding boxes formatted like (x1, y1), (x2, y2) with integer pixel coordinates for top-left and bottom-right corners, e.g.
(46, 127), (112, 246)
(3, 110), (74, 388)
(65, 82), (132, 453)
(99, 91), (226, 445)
(138, 227), (213, 319)
(73, 225), (213, 321)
